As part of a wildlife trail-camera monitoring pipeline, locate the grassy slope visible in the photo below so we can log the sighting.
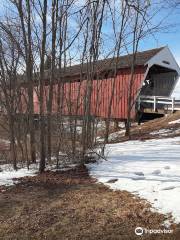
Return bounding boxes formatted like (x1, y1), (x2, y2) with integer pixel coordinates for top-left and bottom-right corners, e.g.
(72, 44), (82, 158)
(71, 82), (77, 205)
(108, 111), (180, 143)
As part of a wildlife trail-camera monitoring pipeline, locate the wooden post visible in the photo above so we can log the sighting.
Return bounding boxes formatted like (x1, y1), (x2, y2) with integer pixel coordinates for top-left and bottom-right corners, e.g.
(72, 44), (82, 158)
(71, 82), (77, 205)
(172, 97), (175, 113)
(153, 96), (156, 112)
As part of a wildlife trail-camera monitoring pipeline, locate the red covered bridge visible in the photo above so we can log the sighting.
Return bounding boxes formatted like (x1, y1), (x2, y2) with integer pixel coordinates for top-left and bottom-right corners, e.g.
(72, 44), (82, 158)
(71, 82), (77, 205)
(32, 46), (180, 121)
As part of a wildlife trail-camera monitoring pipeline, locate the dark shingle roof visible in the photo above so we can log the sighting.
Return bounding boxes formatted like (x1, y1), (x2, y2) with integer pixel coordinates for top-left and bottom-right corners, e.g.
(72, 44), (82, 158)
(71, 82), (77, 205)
(20, 47), (165, 86)
(58, 46), (164, 77)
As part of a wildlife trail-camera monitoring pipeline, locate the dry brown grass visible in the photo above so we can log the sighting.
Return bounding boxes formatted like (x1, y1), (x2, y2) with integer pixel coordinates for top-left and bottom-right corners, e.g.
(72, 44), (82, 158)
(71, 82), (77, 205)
(0, 166), (180, 240)
(108, 111), (180, 143)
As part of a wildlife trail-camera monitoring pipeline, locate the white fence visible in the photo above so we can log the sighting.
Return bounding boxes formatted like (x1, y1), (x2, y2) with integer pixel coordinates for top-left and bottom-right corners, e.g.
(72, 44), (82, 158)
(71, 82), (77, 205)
(137, 95), (180, 112)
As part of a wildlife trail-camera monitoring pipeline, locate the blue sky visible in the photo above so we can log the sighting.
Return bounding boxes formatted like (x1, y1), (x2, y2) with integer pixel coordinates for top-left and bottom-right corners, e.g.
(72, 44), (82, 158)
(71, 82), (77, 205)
(0, 0), (180, 64)
(138, 5), (180, 65)
(140, 30), (180, 65)
(98, 1), (180, 67)
(0, 0), (180, 96)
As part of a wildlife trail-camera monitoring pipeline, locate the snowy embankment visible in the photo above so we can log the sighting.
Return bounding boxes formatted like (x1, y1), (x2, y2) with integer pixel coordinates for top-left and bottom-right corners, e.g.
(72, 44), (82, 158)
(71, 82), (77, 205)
(87, 137), (180, 223)
(0, 164), (37, 186)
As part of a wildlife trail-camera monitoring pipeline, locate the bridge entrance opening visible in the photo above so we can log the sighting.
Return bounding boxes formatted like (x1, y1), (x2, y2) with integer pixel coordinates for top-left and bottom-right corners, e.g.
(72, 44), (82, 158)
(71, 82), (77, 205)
(141, 65), (178, 97)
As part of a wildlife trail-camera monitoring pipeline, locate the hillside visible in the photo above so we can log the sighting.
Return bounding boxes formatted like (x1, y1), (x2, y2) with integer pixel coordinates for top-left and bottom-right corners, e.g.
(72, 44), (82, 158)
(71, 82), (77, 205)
(107, 111), (180, 143)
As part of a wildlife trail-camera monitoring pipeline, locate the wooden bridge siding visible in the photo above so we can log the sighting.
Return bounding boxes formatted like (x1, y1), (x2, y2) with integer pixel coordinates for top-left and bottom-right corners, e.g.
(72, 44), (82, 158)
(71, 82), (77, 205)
(32, 66), (146, 119)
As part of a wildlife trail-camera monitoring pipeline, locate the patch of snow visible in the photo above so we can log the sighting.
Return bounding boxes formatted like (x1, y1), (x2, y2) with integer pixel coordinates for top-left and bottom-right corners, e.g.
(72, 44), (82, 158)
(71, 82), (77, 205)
(46, 163), (78, 172)
(150, 129), (171, 136)
(87, 137), (180, 223)
(96, 136), (104, 143)
(117, 122), (126, 128)
(169, 119), (180, 125)
(63, 124), (82, 134)
(96, 121), (106, 129)
(0, 161), (78, 187)
(96, 129), (125, 143)
(108, 130), (125, 141)
(150, 128), (180, 137)
(0, 164), (37, 186)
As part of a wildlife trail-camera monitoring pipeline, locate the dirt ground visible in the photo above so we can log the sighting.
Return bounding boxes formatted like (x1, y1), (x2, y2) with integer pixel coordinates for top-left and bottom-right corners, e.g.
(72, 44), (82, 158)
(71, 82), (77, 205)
(0, 166), (180, 240)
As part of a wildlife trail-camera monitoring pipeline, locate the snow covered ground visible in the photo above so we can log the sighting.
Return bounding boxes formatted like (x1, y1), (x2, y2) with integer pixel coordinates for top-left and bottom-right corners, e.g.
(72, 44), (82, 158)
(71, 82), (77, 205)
(87, 137), (180, 223)
(107, 130), (125, 141)
(169, 119), (180, 125)
(150, 129), (172, 136)
(0, 164), (37, 186)
(0, 161), (78, 187)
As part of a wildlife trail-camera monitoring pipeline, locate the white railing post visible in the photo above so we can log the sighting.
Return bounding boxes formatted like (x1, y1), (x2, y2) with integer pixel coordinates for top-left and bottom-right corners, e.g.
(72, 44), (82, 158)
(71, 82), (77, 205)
(138, 96), (141, 110)
(172, 97), (175, 112)
(153, 96), (156, 112)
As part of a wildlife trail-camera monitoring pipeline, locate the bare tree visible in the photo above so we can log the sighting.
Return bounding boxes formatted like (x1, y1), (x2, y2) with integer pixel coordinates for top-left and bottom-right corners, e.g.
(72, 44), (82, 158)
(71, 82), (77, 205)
(0, 27), (21, 169)
(104, 0), (129, 143)
(124, 0), (161, 138)
(11, 0), (36, 163)
(0, 0), (172, 171)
